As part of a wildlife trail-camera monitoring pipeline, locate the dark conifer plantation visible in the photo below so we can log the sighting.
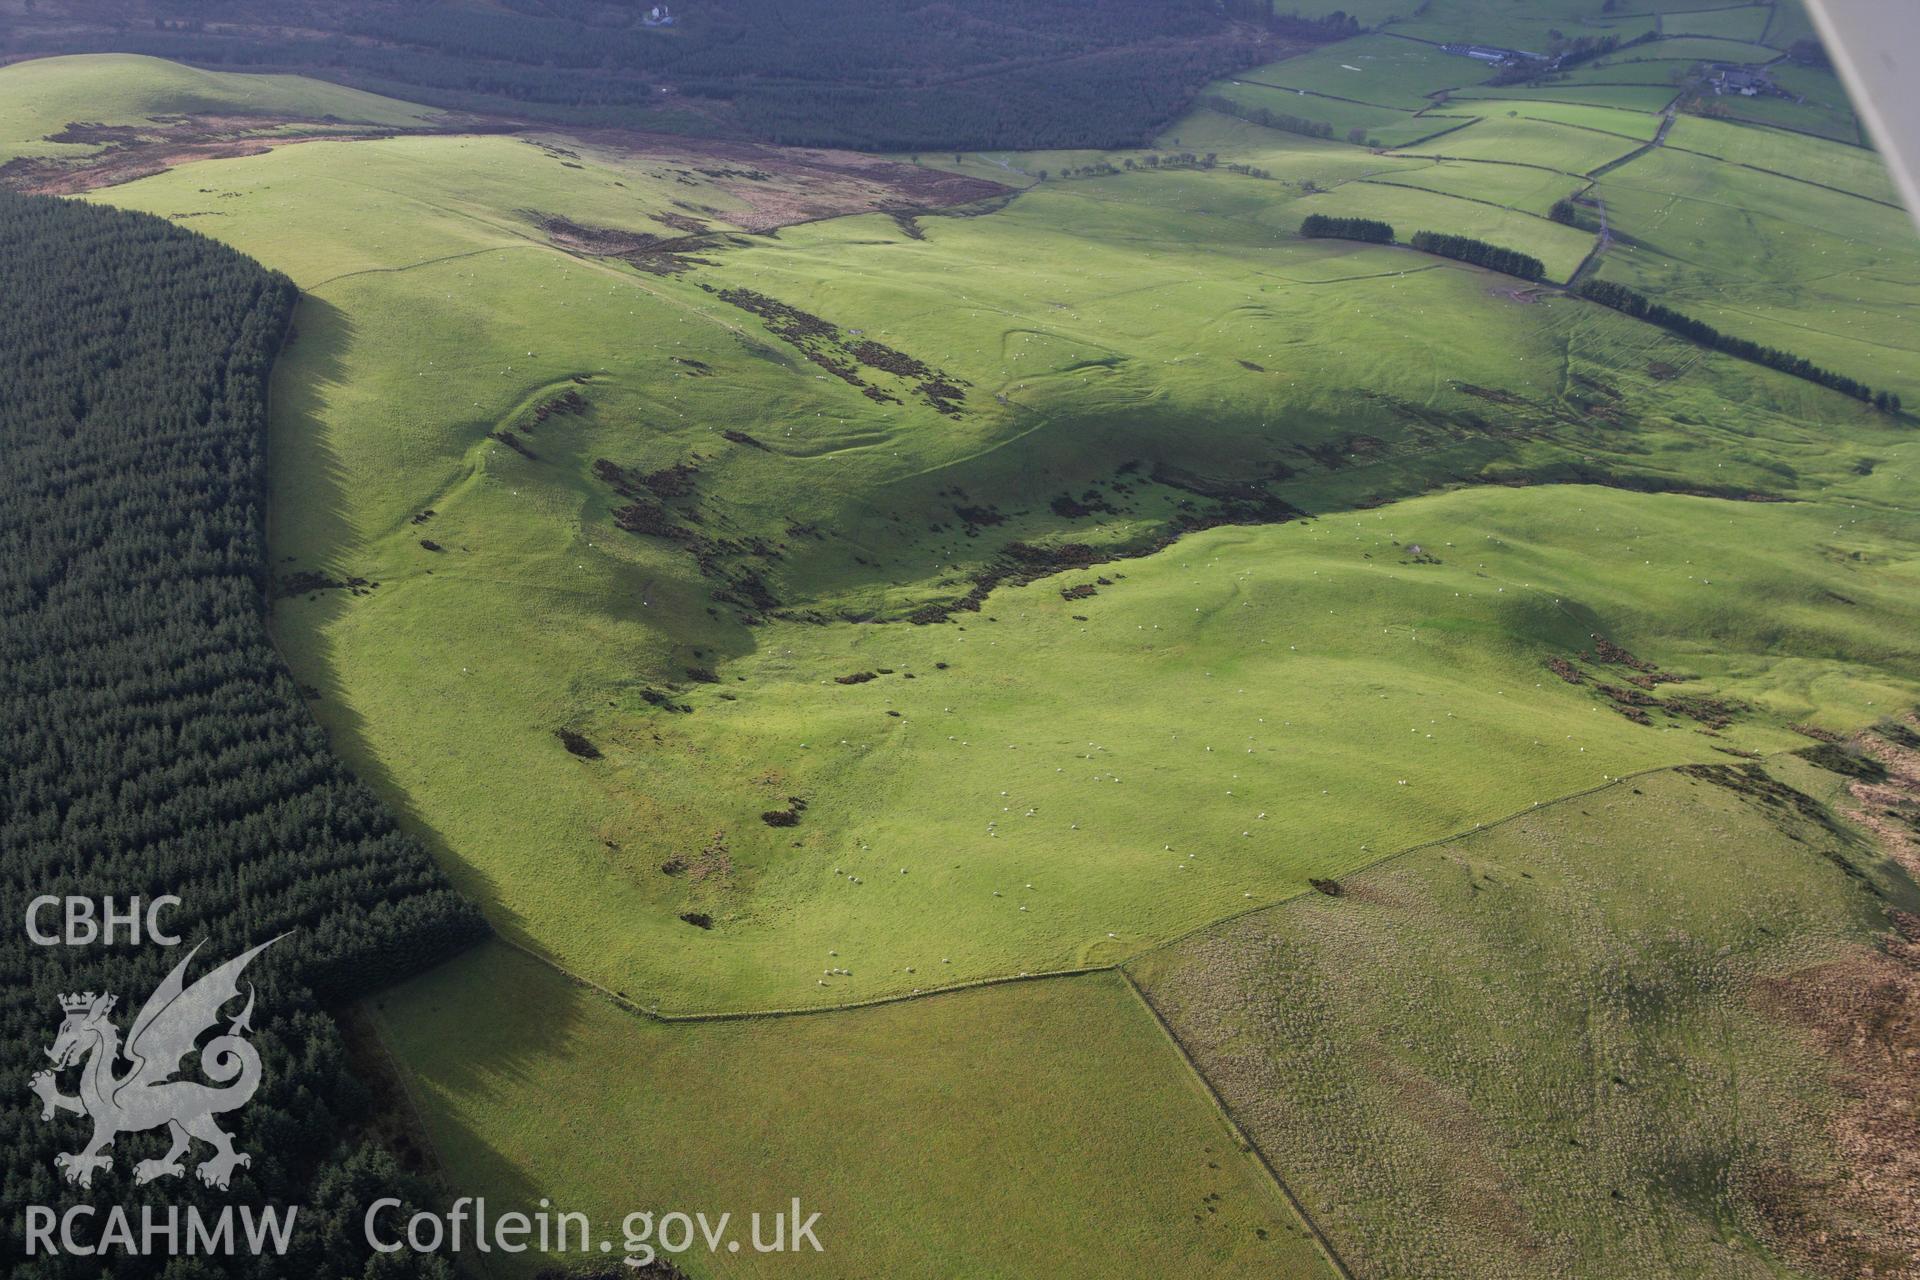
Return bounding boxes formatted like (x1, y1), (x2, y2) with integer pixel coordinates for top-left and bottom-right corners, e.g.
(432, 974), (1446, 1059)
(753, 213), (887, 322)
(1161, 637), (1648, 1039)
(1409, 230), (1546, 281)
(1300, 213), (1395, 243)
(0, 191), (484, 1277)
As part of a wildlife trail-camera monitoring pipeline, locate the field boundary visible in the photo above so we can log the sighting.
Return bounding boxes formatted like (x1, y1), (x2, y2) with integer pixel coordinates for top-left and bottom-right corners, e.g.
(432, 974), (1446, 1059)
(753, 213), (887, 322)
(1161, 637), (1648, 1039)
(1658, 141), (1905, 208)
(1394, 116), (1480, 148)
(490, 755), (1764, 1028)
(1357, 175), (1566, 223)
(491, 930), (1117, 1023)
(1384, 148), (1588, 179)
(1449, 88), (1685, 115)
(1126, 758), (1693, 968)
(1694, 104), (1870, 149)
(1119, 969), (1360, 1280)
(1229, 76), (1423, 114)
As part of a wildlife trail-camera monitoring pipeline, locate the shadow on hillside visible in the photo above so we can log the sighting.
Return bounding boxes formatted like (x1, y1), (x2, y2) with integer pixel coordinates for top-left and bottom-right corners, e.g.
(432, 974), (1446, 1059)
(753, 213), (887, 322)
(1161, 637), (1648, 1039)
(262, 294), (545, 951)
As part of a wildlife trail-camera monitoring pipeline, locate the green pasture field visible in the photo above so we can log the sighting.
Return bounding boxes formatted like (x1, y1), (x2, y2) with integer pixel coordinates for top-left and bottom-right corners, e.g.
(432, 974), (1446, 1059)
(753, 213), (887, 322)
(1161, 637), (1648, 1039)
(1601, 35), (1782, 65)
(1524, 61), (1699, 88)
(1691, 62), (1862, 141)
(540, 482), (1920, 1003)
(1761, 0), (1822, 47)
(1605, 0), (1768, 10)
(1295, 179), (1596, 275)
(91, 131), (752, 282)
(1755, 62), (1857, 115)
(63, 69), (1919, 1013)
(1450, 80), (1684, 111)
(1664, 114), (1900, 204)
(1293, 0), (1412, 21)
(928, 112), (1436, 189)
(1385, 0), (1658, 48)
(1451, 97), (1666, 140)
(1131, 755), (1920, 1278)
(374, 943), (1330, 1279)
(1397, 113), (1648, 176)
(1661, 4), (1774, 41)
(1226, 34), (1484, 110)
(1701, 91), (1859, 143)
(1208, 78), (1438, 148)
(1592, 143), (1920, 400)
(1156, 108), (1464, 175)
(1360, 163), (1583, 218)
(0, 52), (441, 164)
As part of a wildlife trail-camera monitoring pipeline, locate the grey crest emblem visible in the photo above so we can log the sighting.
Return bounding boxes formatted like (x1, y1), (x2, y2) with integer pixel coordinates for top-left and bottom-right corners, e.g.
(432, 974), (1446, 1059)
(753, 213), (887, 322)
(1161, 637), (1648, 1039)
(30, 938), (280, 1191)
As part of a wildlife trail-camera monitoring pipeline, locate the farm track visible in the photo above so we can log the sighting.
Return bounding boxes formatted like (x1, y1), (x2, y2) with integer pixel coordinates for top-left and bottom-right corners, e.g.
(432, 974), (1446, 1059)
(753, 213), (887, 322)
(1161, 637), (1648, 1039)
(1569, 102), (1675, 282)
(1568, 190), (1612, 284)
(1586, 100), (1678, 180)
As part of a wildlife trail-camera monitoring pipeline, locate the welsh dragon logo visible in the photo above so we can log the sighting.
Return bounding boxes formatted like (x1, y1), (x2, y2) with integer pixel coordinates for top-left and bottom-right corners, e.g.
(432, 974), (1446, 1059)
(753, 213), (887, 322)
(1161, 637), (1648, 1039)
(29, 938), (280, 1191)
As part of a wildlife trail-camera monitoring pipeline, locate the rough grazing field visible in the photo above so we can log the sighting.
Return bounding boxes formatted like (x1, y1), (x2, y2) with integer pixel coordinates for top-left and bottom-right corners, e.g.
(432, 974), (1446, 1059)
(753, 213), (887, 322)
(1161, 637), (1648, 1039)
(1131, 750), (1920, 1279)
(9, 0), (1919, 1271)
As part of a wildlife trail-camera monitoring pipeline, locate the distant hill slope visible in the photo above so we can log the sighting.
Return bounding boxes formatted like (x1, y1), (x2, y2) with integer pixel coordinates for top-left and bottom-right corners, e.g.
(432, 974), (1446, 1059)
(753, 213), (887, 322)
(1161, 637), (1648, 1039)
(0, 53), (446, 167)
(0, 0), (1305, 150)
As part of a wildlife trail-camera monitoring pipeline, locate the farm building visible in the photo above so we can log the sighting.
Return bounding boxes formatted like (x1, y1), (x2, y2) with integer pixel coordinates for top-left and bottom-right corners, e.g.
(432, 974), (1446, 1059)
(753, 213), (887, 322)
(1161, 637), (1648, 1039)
(1708, 65), (1771, 95)
(1441, 42), (1539, 65)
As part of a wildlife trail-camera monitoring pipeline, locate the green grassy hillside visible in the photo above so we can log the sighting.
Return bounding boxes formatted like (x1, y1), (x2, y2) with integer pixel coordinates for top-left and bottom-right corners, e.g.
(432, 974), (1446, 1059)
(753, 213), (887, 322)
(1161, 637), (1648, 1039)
(0, 53), (442, 164)
(7, 18), (1916, 1273)
(50, 53), (1915, 1015)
